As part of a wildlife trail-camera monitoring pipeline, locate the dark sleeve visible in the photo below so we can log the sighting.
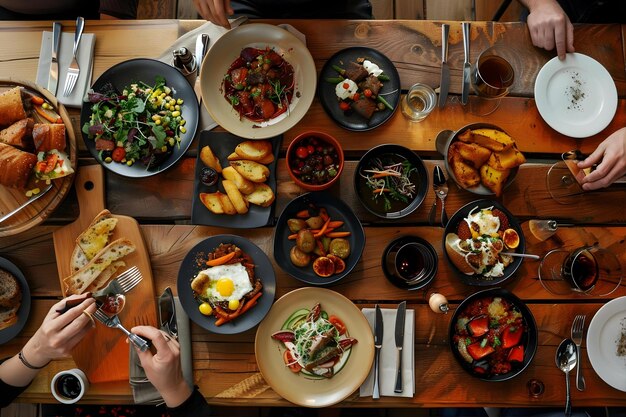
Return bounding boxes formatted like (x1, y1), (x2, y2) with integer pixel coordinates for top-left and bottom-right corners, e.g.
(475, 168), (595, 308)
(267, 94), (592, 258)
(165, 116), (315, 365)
(0, 357), (31, 409)
(166, 386), (210, 417)
(99, 0), (139, 19)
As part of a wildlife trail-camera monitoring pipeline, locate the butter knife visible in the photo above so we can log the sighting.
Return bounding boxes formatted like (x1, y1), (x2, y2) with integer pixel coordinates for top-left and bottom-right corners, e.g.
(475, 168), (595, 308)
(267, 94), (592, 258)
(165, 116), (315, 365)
(159, 287), (178, 339)
(195, 33), (209, 75)
(373, 304), (383, 400)
(394, 301), (406, 393)
(48, 22), (62, 95)
(438, 24), (450, 109)
(461, 22), (471, 105)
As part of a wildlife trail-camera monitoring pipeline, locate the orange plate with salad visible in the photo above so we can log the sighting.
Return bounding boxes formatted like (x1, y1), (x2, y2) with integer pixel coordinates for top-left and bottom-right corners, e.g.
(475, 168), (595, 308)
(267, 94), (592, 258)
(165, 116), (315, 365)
(255, 287), (374, 407)
(177, 234), (276, 334)
(0, 79), (76, 237)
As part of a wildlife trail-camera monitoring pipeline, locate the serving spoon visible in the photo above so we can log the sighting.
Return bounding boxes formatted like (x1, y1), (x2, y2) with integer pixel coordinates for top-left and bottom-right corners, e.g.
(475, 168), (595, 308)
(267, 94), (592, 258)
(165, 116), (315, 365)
(556, 338), (577, 417)
(502, 252), (541, 260)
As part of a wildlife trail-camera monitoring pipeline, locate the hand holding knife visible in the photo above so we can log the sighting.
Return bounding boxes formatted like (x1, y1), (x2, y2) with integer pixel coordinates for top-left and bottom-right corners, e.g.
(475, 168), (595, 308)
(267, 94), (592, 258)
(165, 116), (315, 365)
(373, 304), (383, 399)
(393, 301), (407, 393)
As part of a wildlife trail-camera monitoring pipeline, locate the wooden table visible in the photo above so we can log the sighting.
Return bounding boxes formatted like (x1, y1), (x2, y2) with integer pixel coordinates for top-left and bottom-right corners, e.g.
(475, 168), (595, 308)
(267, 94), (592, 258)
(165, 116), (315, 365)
(1, 19), (626, 408)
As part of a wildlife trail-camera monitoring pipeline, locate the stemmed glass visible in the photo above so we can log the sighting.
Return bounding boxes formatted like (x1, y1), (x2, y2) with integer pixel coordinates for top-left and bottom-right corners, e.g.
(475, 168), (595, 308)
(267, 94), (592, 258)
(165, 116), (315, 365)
(467, 46), (515, 116)
(538, 245), (622, 296)
(546, 151), (585, 204)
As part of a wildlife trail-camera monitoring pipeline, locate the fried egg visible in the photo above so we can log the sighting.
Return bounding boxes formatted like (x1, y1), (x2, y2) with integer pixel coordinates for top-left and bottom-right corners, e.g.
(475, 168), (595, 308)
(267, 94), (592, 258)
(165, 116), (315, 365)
(197, 263), (253, 303)
(464, 207), (500, 238)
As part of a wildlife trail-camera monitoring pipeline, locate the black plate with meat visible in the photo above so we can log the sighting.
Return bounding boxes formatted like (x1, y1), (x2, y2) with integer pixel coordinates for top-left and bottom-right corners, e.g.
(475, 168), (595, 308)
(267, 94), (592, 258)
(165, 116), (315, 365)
(318, 47), (400, 131)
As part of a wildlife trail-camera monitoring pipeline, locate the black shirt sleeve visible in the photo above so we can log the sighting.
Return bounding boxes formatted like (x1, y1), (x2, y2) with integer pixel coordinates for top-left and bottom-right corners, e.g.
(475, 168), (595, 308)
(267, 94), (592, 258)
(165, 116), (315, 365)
(99, 0), (139, 19)
(166, 386), (210, 417)
(0, 377), (29, 408)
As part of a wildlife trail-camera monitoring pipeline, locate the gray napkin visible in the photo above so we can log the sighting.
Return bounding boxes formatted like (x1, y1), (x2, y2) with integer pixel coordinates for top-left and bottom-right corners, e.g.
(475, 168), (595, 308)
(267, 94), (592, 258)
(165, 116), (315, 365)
(36, 31), (95, 108)
(129, 297), (193, 405)
(359, 308), (415, 398)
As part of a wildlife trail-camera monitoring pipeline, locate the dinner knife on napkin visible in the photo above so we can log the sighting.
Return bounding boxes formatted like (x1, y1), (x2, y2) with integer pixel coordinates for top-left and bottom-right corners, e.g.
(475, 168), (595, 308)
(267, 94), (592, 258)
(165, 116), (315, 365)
(159, 287), (178, 339)
(48, 22), (62, 95)
(438, 24), (450, 109)
(461, 22), (471, 105)
(373, 304), (383, 400)
(393, 301), (406, 393)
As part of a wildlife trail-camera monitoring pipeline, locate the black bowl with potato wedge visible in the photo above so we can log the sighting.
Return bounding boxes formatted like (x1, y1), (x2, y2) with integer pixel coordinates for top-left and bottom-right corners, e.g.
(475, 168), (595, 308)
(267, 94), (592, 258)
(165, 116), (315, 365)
(274, 192), (365, 285)
(191, 131), (281, 228)
(443, 199), (525, 287)
(440, 123), (526, 197)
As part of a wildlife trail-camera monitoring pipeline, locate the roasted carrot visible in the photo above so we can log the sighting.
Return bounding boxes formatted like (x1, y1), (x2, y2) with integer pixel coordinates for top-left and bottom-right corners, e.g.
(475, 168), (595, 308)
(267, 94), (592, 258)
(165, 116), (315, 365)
(319, 208), (329, 222)
(314, 218), (331, 238)
(316, 239), (326, 256)
(372, 188), (391, 193)
(296, 209), (310, 218)
(288, 233), (298, 240)
(326, 231), (351, 238)
(372, 171), (400, 178)
(328, 221), (344, 228)
(31, 96), (45, 105)
(206, 251), (236, 266)
(35, 105), (61, 123)
(214, 293), (263, 326)
(241, 292), (262, 313)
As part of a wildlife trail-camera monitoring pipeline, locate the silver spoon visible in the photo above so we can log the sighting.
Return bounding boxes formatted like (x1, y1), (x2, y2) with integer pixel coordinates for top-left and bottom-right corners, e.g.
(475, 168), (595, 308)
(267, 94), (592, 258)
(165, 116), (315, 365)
(502, 252), (541, 260)
(556, 338), (577, 417)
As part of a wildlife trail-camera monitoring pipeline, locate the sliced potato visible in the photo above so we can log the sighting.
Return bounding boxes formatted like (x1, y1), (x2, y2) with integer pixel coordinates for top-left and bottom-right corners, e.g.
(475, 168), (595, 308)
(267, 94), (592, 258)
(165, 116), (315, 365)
(451, 141), (492, 168)
(235, 140), (272, 161)
(199, 192), (224, 214)
(226, 151), (241, 161)
(217, 192), (237, 215)
(222, 166), (255, 194)
(480, 164), (510, 196)
(200, 145), (222, 173)
(230, 160), (270, 183)
(488, 146), (526, 170)
(257, 153), (275, 164)
(450, 154), (481, 188)
(471, 128), (515, 149)
(222, 179), (248, 214)
(244, 183), (275, 207)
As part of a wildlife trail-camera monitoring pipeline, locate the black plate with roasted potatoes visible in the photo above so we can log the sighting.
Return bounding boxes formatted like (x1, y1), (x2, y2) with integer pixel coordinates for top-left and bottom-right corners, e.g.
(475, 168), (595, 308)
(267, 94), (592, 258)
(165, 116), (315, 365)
(191, 131), (281, 228)
(441, 123), (525, 197)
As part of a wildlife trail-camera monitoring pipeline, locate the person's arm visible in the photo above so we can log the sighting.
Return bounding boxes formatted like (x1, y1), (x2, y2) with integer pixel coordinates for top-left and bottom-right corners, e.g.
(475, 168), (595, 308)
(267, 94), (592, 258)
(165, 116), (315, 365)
(192, 0), (233, 29)
(0, 294), (96, 406)
(577, 127), (626, 190)
(518, 0), (574, 59)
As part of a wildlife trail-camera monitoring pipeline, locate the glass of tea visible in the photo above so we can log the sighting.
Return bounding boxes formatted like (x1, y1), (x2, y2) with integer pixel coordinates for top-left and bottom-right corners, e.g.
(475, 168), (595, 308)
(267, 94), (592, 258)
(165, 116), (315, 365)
(401, 83), (437, 122)
(468, 46), (515, 116)
(50, 368), (89, 404)
(538, 245), (622, 296)
(382, 238), (438, 289)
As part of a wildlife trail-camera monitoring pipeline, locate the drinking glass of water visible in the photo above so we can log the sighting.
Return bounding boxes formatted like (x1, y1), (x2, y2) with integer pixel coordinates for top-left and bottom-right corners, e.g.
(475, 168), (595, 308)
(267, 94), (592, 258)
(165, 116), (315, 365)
(401, 83), (436, 122)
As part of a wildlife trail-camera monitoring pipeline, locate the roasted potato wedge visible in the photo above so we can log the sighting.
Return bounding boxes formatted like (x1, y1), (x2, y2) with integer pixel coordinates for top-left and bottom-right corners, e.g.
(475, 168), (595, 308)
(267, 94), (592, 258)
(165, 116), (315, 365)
(222, 179), (249, 214)
(199, 192), (225, 214)
(450, 154), (481, 188)
(488, 146), (526, 170)
(222, 166), (256, 194)
(449, 142), (492, 169)
(244, 183), (275, 207)
(230, 160), (270, 183)
(234, 140), (272, 161)
(200, 145), (222, 173)
(458, 128), (513, 152)
(217, 192), (237, 215)
(257, 153), (275, 164)
(480, 164), (510, 196)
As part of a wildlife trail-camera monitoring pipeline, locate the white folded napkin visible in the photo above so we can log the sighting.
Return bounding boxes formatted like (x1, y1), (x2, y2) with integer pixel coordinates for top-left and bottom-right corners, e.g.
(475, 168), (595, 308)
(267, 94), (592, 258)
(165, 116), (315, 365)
(360, 307), (415, 398)
(129, 297), (193, 405)
(36, 31), (95, 108)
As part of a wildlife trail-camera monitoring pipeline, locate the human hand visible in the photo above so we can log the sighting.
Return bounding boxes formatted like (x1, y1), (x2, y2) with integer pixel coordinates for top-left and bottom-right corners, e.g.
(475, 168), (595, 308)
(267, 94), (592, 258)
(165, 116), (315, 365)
(131, 325), (192, 408)
(578, 127), (626, 190)
(525, 0), (574, 59)
(193, 0), (233, 29)
(22, 294), (96, 368)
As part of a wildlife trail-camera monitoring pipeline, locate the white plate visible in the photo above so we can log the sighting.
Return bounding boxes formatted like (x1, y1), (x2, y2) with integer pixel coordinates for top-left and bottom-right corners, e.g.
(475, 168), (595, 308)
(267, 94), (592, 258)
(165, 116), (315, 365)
(534, 53), (617, 138)
(587, 296), (626, 391)
(200, 23), (316, 139)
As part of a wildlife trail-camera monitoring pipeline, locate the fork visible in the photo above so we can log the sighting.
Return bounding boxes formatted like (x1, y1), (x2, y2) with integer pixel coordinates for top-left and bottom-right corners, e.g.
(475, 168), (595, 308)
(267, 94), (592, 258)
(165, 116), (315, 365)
(93, 309), (151, 352)
(92, 266), (142, 299)
(62, 16), (84, 96)
(571, 314), (586, 391)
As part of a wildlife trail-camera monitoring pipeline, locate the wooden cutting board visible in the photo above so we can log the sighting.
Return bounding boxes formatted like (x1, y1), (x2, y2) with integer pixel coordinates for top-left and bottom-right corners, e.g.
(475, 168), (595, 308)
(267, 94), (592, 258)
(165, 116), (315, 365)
(53, 164), (158, 383)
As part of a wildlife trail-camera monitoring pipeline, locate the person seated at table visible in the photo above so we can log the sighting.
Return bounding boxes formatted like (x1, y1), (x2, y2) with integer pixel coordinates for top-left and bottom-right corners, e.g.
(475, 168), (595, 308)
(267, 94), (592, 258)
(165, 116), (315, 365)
(0, 293), (96, 408)
(192, 0), (372, 29)
(0, 0), (139, 20)
(517, 0), (626, 60)
(131, 325), (211, 416)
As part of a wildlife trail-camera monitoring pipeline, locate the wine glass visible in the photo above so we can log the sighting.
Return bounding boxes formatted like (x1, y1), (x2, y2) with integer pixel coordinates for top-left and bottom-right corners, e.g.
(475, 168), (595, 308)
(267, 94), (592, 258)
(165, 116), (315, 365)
(467, 46), (515, 116)
(546, 151), (586, 204)
(538, 245), (622, 296)
(528, 220), (558, 242)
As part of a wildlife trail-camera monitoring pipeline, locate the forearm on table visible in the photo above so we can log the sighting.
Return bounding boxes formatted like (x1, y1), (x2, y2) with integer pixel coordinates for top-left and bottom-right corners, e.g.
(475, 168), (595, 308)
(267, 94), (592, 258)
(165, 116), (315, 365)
(0, 355), (40, 388)
(517, 0), (557, 10)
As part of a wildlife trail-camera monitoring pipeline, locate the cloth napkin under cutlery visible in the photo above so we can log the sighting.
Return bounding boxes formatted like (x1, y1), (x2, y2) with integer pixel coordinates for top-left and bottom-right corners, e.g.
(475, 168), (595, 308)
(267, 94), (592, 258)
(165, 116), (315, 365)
(129, 297), (193, 405)
(36, 31), (95, 107)
(360, 307), (415, 398)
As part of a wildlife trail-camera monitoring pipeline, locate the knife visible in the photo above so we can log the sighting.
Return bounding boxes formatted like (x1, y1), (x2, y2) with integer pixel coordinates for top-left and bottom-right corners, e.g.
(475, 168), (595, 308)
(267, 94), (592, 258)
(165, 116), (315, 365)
(461, 22), (471, 105)
(393, 301), (407, 393)
(438, 23), (450, 109)
(373, 304), (383, 400)
(195, 33), (209, 75)
(48, 22), (62, 95)
(159, 286), (178, 339)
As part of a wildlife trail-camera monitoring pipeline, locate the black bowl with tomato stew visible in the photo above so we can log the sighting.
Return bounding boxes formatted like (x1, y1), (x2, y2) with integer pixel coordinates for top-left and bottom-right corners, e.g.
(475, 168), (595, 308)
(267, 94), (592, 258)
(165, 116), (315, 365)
(354, 144), (428, 219)
(448, 288), (537, 381)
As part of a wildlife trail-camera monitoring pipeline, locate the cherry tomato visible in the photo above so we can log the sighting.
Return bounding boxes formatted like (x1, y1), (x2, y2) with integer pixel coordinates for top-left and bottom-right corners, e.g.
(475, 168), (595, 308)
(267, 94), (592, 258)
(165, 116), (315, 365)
(306, 145), (315, 155)
(283, 350), (302, 373)
(112, 147), (126, 162)
(339, 101), (350, 111)
(352, 92), (360, 101)
(295, 146), (309, 159)
(342, 82), (350, 89)
(363, 88), (372, 98)
(329, 315), (347, 335)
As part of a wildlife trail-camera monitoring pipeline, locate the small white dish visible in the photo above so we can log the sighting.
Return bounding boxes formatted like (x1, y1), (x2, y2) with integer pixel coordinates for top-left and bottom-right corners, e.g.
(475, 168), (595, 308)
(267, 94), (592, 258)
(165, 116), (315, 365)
(51, 368), (89, 404)
(534, 52), (617, 138)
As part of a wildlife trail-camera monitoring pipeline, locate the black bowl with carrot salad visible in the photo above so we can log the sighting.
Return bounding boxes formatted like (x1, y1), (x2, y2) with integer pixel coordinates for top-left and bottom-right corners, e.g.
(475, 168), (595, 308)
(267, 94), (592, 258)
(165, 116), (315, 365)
(177, 234), (276, 334)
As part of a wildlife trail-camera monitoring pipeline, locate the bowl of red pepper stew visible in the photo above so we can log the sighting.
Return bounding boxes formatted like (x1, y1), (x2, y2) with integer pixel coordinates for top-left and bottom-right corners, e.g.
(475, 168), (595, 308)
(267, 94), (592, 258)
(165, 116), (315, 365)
(286, 131), (344, 191)
(448, 288), (537, 381)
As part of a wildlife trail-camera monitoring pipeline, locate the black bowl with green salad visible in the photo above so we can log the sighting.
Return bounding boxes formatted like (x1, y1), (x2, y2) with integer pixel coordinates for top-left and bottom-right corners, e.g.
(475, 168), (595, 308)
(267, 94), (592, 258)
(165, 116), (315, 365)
(354, 144), (428, 219)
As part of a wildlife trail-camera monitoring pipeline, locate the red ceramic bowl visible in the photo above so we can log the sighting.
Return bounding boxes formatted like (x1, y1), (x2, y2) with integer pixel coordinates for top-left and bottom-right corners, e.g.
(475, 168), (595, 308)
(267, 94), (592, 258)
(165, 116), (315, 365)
(286, 131), (344, 191)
